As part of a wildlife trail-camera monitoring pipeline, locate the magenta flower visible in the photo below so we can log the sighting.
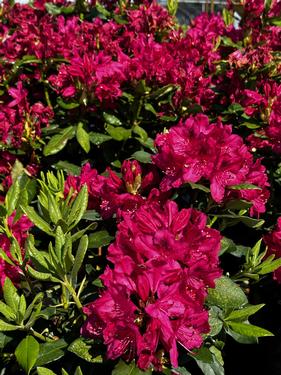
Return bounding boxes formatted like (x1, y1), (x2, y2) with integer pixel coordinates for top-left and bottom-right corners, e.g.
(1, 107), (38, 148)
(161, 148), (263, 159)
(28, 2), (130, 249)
(0, 212), (33, 286)
(153, 114), (269, 215)
(65, 161), (160, 219)
(82, 200), (222, 369)
(264, 218), (281, 283)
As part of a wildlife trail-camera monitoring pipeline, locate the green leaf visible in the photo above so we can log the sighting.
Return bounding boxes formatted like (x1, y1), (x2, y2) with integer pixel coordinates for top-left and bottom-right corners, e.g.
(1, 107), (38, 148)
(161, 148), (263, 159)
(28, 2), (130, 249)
(95, 2), (111, 17)
(172, 368), (192, 375)
(0, 319), (20, 331)
(71, 235), (88, 286)
(76, 123), (90, 153)
(43, 126), (75, 156)
(103, 112), (122, 126)
(54, 161), (81, 176)
(207, 276), (248, 311)
(227, 322), (273, 337)
(0, 249), (15, 266)
(0, 332), (13, 349)
(24, 292), (44, 322)
(257, 256), (281, 274)
(222, 8), (234, 25)
(36, 339), (68, 367)
(3, 277), (20, 315)
(208, 307), (223, 336)
(74, 367), (83, 375)
(228, 184), (261, 190)
(144, 103), (157, 115)
(26, 266), (60, 283)
(57, 97), (80, 110)
(21, 206), (53, 236)
(106, 125), (131, 141)
(265, 0), (273, 12)
(48, 192), (62, 225)
(37, 368), (57, 375)
(0, 301), (17, 321)
(192, 347), (213, 363)
(194, 354), (224, 375)
(187, 182), (210, 193)
(268, 17), (281, 26)
(88, 230), (114, 248)
(225, 304), (265, 322)
(133, 125), (148, 141)
(67, 185), (88, 228)
(227, 328), (258, 344)
(68, 338), (103, 363)
(15, 336), (40, 374)
(5, 179), (20, 215)
(131, 151), (152, 164)
(82, 210), (102, 221)
(89, 132), (112, 145)
(45, 2), (62, 14)
(112, 360), (151, 375)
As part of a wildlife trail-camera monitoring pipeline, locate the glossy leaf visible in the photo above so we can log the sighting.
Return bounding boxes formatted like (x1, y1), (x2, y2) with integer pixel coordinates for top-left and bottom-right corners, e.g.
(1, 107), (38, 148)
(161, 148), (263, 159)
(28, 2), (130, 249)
(15, 336), (40, 374)
(43, 126), (75, 156)
(76, 123), (90, 153)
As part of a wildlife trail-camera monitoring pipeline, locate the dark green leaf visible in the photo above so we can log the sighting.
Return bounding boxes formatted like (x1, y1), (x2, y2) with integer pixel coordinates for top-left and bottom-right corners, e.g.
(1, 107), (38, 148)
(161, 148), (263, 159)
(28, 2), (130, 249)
(112, 360), (151, 375)
(3, 278), (20, 315)
(57, 97), (80, 110)
(88, 230), (114, 248)
(194, 354), (224, 375)
(36, 339), (68, 367)
(268, 17), (281, 26)
(68, 338), (102, 363)
(106, 125), (131, 141)
(43, 127), (75, 156)
(0, 332), (13, 349)
(15, 336), (40, 374)
(71, 235), (88, 286)
(0, 301), (16, 321)
(37, 368), (57, 375)
(207, 276), (248, 311)
(103, 112), (122, 126)
(54, 161), (81, 176)
(82, 210), (102, 221)
(45, 2), (62, 14)
(131, 151), (152, 163)
(76, 123), (90, 153)
(5, 179), (20, 215)
(208, 307), (223, 337)
(67, 185), (88, 228)
(89, 132), (112, 145)
(172, 368), (192, 375)
(187, 182), (210, 193)
(21, 206), (54, 236)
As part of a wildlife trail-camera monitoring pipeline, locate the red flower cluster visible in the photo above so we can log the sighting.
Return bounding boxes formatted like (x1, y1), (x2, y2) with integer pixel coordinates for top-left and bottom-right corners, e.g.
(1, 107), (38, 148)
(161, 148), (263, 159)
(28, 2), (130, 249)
(264, 217), (281, 283)
(153, 114), (269, 216)
(64, 160), (160, 219)
(82, 200), (222, 369)
(0, 212), (33, 286)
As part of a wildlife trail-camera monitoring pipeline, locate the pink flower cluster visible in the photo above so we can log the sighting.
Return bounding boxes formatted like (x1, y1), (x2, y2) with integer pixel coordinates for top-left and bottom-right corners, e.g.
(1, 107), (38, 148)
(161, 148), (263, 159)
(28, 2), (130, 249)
(153, 114), (269, 216)
(264, 217), (281, 283)
(82, 200), (222, 369)
(0, 212), (33, 286)
(64, 160), (160, 219)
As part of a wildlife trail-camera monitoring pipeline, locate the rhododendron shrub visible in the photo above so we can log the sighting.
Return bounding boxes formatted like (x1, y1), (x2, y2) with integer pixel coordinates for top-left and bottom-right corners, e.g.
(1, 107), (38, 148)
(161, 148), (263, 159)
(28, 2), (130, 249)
(82, 201), (221, 369)
(0, 0), (281, 374)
